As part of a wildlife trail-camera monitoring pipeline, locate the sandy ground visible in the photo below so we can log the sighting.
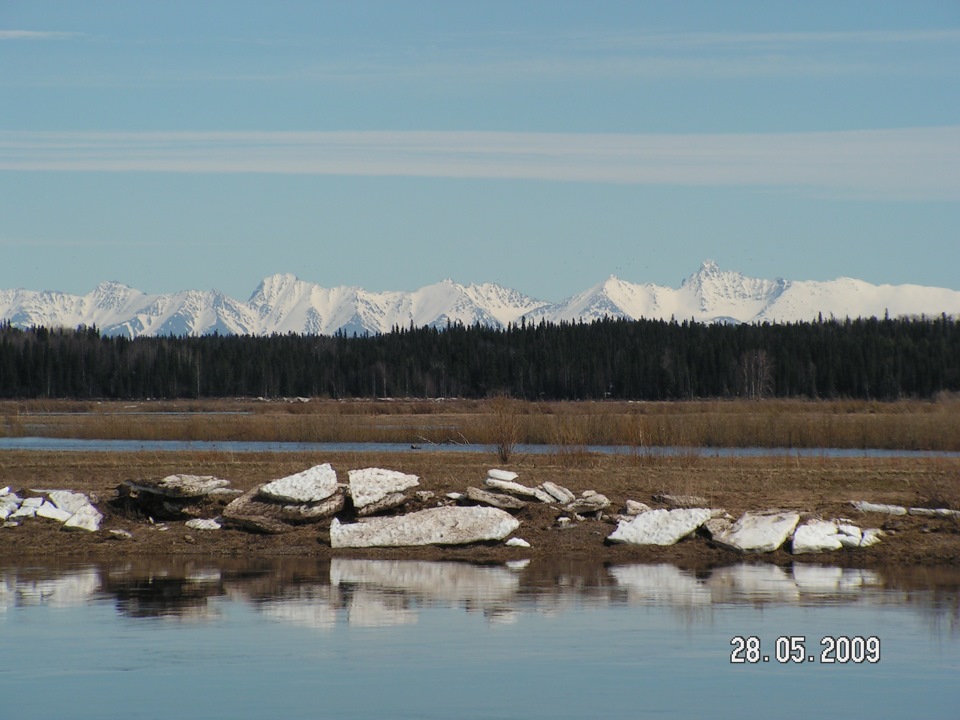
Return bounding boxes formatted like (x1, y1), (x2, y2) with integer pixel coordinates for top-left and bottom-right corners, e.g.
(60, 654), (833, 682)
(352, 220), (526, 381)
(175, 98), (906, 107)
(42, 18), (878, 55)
(1, 450), (958, 566)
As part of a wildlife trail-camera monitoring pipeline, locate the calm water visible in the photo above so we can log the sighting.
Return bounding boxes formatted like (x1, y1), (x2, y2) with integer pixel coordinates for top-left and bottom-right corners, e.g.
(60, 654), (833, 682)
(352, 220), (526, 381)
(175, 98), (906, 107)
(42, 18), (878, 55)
(1, 559), (957, 720)
(2, 435), (958, 458)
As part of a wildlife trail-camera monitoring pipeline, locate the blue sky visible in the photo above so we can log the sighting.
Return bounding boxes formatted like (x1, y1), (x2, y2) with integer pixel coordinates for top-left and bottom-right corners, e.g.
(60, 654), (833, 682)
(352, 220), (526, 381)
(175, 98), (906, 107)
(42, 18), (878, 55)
(2, 1), (958, 300)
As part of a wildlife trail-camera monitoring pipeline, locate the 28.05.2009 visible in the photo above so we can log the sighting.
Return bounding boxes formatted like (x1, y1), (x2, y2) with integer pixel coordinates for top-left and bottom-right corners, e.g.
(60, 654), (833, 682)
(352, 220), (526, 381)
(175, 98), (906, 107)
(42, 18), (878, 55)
(730, 635), (880, 664)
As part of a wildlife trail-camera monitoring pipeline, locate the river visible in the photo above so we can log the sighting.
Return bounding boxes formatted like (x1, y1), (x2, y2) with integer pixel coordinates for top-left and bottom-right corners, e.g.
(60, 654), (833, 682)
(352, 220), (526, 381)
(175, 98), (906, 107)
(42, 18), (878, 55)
(2, 435), (958, 458)
(1, 558), (956, 719)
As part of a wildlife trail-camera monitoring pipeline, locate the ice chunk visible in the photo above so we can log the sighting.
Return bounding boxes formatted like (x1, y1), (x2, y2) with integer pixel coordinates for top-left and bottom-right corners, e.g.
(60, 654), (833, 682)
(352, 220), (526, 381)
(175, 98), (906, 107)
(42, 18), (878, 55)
(714, 511), (800, 553)
(608, 508), (713, 546)
(850, 501), (907, 516)
(791, 520), (843, 554)
(185, 518), (221, 530)
(36, 501), (73, 523)
(330, 506), (520, 548)
(348, 467), (419, 509)
(62, 505), (103, 532)
(259, 464), (338, 504)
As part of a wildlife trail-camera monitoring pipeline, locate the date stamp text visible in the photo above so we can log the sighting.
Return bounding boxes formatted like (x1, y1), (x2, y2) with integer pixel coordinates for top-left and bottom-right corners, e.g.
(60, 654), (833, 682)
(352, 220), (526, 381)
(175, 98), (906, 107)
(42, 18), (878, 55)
(730, 635), (880, 664)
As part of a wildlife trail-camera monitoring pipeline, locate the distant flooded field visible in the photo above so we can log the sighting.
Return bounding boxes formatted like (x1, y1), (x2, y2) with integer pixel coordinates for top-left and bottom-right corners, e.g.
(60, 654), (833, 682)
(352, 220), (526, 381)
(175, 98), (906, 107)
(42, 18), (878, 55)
(4, 398), (959, 569)
(2, 396), (959, 451)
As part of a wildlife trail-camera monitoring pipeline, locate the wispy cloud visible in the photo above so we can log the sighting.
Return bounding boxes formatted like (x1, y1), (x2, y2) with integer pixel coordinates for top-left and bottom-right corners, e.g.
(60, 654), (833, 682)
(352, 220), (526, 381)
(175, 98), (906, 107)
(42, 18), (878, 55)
(589, 28), (960, 48)
(1, 128), (957, 200)
(489, 27), (960, 80)
(4, 27), (957, 89)
(0, 30), (81, 41)
(0, 236), (181, 248)
(240, 27), (960, 83)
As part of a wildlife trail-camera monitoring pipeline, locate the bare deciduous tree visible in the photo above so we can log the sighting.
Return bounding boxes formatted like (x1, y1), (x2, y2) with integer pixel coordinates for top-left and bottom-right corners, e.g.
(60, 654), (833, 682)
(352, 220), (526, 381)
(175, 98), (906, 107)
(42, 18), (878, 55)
(737, 349), (774, 399)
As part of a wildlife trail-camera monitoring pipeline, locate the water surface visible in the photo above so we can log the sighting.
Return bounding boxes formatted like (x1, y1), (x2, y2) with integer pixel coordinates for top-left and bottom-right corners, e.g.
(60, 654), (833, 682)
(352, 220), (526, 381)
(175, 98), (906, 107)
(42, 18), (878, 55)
(1, 559), (956, 719)
(2, 435), (957, 458)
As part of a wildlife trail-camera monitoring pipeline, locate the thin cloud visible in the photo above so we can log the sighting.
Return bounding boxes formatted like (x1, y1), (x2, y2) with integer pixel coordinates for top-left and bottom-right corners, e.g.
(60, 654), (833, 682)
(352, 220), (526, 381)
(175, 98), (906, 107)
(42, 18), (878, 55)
(4, 27), (957, 89)
(1, 128), (957, 200)
(504, 27), (960, 79)
(0, 30), (82, 40)
(250, 28), (960, 83)
(589, 28), (960, 48)
(0, 236), (191, 248)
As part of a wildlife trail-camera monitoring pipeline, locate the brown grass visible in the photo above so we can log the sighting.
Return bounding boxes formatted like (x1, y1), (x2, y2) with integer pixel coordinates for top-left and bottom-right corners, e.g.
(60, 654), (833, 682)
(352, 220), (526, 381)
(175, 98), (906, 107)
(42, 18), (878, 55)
(2, 396), (959, 451)
(2, 450), (958, 565)
(2, 449), (957, 519)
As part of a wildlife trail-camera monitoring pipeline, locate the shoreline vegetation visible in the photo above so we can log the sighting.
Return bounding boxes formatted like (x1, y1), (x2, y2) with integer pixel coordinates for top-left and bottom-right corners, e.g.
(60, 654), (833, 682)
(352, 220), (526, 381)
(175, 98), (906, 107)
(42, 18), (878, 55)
(3, 396), (960, 452)
(1, 398), (958, 567)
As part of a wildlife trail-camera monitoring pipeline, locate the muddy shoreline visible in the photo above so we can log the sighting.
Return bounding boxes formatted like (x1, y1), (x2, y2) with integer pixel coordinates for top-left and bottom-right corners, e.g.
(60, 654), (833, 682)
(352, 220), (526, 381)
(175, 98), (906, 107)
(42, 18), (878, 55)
(2, 450), (958, 567)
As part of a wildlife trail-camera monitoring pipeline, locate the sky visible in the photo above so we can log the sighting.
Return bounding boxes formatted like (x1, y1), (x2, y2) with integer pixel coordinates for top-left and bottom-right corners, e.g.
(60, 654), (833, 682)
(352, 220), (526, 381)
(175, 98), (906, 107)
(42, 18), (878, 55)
(1, 1), (958, 302)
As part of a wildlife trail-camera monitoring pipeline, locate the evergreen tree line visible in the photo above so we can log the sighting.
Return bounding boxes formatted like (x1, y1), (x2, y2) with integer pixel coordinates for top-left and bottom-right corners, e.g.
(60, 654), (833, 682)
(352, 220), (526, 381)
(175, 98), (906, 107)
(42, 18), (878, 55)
(0, 315), (957, 401)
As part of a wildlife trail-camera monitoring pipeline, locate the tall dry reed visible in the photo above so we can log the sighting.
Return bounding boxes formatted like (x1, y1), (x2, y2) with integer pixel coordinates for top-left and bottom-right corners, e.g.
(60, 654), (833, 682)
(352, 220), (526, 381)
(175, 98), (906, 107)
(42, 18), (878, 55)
(2, 397), (959, 451)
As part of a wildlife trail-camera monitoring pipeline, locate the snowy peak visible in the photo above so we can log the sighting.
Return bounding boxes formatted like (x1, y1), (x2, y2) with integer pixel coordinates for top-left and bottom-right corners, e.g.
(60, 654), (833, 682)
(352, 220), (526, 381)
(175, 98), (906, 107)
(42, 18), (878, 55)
(682, 259), (785, 299)
(248, 273), (313, 313)
(682, 259), (717, 284)
(92, 280), (137, 298)
(678, 260), (787, 318)
(531, 275), (647, 323)
(456, 281), (550, 326)
(536, 263), (957, 326)
(2, 263), (958, 337)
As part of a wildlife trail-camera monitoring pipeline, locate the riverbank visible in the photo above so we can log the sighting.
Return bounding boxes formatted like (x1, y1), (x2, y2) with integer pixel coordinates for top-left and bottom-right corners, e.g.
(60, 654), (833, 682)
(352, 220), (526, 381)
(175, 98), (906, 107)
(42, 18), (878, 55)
(4, 396), (960, 451)
(2, 449), (958, 565)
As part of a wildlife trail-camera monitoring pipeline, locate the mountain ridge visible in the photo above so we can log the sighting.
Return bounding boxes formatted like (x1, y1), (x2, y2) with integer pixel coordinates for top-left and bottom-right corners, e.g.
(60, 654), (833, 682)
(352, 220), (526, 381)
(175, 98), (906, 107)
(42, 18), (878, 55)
(1, 261), (958, 338)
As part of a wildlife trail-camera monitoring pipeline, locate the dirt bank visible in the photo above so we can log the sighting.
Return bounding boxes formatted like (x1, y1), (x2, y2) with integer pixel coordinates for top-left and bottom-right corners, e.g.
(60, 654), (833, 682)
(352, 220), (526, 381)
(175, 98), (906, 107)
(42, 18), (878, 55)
(2, 450), (958, 566)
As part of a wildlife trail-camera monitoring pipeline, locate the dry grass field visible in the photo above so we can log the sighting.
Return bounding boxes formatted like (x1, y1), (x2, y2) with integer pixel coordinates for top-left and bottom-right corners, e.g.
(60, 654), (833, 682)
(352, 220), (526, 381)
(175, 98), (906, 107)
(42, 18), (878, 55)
(1, 446), (957, 565)
(2, 396), (959, 451)
(2, 398), (957, 565)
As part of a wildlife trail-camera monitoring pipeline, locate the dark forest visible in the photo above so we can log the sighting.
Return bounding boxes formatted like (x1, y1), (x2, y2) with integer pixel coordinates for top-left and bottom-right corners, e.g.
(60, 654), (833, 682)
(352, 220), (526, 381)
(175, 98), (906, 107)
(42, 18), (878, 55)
(0, 315), (957, 401)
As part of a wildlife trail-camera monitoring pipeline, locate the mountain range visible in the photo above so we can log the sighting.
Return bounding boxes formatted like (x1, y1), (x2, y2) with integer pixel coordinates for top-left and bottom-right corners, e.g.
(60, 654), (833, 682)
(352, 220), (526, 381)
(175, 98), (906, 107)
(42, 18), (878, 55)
(1, 261), (958, 338)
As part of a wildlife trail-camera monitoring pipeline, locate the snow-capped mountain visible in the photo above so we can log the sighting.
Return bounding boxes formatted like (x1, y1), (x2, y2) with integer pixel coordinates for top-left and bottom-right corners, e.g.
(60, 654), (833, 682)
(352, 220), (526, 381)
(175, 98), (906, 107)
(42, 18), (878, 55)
(530, 262), (790, 325)
(241, 274), (548, 336)
(1, 261), (958, 338)
(0, 282), (257, 338)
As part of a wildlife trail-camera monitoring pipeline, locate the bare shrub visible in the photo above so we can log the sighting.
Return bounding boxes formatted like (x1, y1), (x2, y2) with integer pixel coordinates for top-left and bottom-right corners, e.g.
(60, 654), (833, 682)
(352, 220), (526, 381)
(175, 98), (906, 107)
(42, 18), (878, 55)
(550, 415), (593, 467)
(487, 394), (524, 463)
(2, 413), (23, 438)
(913, 474), (960, 510)
(622, 413), (646, 459)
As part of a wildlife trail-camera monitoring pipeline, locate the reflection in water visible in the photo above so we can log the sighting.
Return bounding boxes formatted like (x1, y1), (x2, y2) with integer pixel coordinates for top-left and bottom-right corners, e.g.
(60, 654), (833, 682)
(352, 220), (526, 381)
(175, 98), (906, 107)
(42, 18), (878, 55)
(347, 589), (418, 628)
(259, 587), (339, 630)
(1, 559), (957, 633)
(3, 559), (957, 720)
(108, 574), (225, 622)
(608, 563), (886, 624)
(0, 567), (100, 608)
(331, 558), (520, 603)
(331, 559), (525, 626)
